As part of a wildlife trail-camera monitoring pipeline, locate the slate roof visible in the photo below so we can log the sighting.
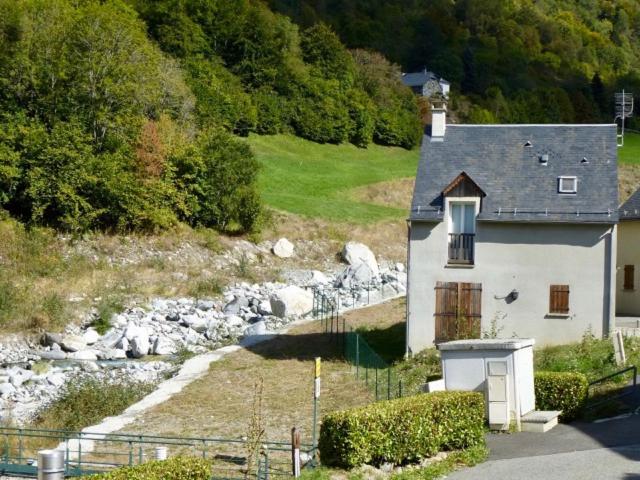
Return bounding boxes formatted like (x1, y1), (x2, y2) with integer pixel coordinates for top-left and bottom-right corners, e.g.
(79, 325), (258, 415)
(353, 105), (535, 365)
(401, 70), (447, 88)
(620, 187), (640, 220)
(410, 124), (619, 224)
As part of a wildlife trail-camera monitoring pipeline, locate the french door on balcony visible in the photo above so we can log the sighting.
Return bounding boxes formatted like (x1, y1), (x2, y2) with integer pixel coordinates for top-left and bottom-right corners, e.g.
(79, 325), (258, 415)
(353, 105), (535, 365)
(448, 202), (476, 264)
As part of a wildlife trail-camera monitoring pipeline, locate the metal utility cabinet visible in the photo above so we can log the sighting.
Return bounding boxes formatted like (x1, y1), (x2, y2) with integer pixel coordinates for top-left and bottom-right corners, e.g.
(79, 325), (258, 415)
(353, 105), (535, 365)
(438, 338), (535, 430)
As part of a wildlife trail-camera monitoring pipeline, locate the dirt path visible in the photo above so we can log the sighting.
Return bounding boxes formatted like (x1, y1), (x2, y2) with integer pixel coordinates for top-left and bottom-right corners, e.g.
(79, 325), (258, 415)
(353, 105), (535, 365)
(120, 299), (406, 444)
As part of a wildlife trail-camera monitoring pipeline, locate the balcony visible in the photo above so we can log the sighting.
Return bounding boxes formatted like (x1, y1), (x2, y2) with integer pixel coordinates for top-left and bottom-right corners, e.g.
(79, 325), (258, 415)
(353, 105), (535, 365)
(448, 233), (475, 264)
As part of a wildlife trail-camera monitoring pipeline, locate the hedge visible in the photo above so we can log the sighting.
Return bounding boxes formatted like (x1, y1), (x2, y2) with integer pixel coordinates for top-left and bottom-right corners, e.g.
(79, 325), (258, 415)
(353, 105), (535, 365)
(534, 371), (588, 421)
(82, 456), (212, 480)
(318, 391), (485, 468)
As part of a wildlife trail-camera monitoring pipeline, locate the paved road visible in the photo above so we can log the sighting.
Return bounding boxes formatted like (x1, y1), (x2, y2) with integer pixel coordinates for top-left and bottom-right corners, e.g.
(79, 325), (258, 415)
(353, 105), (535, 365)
(449, 414), (640, 480)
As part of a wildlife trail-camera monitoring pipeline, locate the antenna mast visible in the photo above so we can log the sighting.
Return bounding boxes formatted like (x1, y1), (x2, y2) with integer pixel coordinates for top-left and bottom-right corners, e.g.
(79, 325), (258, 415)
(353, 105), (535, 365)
(615, 90), (634, 147)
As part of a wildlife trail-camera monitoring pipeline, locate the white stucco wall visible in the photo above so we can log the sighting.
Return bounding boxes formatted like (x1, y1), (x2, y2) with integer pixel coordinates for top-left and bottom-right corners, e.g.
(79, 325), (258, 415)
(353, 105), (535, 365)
(616, 221), (640, 315)
(407, 221), (616, 354)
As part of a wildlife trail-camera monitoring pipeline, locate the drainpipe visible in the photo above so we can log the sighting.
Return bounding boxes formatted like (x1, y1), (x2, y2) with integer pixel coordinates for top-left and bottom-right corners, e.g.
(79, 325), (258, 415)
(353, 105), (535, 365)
(405, 219), (412, 359)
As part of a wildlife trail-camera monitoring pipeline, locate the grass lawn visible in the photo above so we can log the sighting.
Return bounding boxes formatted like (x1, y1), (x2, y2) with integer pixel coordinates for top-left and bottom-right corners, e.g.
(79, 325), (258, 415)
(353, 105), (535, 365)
(250, 134), (419, 223)
(619, 131), (640, 165)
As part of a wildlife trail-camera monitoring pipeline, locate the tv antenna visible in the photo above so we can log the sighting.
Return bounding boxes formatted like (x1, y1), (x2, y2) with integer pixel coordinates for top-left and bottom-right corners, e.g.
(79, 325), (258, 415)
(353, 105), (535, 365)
(615, 90), (634, 147)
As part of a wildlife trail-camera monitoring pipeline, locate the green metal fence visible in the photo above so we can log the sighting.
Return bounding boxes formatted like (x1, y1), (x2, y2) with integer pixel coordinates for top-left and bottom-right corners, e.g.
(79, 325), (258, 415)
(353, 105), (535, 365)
(0, 427), (313, 479)
(343, 331), (405, 401)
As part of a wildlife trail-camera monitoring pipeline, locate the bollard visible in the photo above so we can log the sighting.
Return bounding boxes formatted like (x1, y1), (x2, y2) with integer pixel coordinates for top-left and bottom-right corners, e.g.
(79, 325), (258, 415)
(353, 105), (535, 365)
(154, 446), (168, 461)
(38, 449), (64, 480)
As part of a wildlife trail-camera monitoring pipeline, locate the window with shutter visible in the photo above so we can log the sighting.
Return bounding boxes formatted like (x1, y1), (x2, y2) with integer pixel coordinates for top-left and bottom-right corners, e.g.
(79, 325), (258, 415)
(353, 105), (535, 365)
(549, 285), (570, 314)
(624, 265), (635, 290)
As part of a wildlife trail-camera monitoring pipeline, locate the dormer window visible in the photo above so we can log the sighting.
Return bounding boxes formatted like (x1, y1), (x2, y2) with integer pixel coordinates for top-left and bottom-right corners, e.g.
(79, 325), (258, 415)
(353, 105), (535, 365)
(558, 176), (577, 194)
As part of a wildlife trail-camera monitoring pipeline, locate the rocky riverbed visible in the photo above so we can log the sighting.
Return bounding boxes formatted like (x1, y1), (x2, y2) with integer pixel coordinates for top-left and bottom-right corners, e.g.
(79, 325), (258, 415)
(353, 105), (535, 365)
(0, 241), (406, 425)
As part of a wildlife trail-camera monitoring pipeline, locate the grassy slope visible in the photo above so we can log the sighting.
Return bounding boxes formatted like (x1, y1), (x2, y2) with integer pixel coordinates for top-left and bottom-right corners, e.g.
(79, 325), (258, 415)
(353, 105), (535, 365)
(250, 134), (419, 223)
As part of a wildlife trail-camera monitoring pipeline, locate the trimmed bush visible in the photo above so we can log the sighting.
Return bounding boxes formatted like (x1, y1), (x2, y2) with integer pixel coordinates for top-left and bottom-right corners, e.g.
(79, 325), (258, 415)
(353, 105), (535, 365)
(534, 371), (588, 421)
(319, 391), (485, 468)
(83, 456), (212, 480)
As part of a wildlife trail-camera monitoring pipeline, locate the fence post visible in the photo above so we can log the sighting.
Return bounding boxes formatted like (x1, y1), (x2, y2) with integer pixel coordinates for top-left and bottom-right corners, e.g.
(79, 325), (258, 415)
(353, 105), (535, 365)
(387, 369), (391, 400)
(399, 380), (403, 398)
(291, 428), (301, 478)
(375, 368), (378, 400)
(355, 334), (360, 379)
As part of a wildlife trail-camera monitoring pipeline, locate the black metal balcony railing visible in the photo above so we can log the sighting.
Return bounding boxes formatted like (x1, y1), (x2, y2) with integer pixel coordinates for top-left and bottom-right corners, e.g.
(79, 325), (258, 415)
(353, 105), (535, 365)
(448, 233), (475, 264)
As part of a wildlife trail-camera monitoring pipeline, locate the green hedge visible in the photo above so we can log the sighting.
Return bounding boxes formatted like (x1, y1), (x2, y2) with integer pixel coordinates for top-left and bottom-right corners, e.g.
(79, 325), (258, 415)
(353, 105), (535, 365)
(82, 457), (212, 480)
(534, 371), (588, 421)
(319, 391), (485, 468)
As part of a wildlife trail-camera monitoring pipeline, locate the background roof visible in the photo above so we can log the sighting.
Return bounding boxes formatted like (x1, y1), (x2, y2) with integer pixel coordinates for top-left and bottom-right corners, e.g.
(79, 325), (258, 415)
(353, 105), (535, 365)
(410, 124), (619, 224)
(620, 187), (640, 220)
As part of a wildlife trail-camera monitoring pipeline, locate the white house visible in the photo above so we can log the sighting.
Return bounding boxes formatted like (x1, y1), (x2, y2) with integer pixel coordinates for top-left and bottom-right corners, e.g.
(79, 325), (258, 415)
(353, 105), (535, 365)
(406, 106), (619, 354)
(617, 188), (640, 316)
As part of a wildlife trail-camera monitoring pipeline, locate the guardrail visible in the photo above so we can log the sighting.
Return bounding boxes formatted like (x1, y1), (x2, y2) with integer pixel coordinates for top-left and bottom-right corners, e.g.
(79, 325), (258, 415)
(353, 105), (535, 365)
(0, 427), (314, 479)
(585, 365), (638, 411)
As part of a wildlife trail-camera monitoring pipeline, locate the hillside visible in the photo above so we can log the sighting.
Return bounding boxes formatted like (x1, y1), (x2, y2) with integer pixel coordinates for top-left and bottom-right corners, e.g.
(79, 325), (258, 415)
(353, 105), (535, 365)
(270, 0), (640, 126)
(251, 134), (418, 223)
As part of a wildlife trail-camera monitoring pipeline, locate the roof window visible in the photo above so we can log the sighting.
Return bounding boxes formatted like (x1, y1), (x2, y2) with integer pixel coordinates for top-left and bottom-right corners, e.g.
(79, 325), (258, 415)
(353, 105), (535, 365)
(558, 176), (577, 194)
(581, 157), (589, 164)
(539, 154), (549, 165)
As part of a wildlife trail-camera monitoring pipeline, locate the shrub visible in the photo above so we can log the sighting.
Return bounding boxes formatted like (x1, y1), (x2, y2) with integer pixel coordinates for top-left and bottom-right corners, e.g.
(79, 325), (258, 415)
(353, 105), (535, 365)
(33, 377), (156, 432)
(534, 371), (588, 421)
(82, 456), (212, 480)
(319, 391), (485, 468)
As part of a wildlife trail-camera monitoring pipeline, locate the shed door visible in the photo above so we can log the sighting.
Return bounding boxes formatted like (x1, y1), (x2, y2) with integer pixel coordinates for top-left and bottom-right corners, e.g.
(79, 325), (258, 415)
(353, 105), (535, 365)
(435, 281), (482, 342)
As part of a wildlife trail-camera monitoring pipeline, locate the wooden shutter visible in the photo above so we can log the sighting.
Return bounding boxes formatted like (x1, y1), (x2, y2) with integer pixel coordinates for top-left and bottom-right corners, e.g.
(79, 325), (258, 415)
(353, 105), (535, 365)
(435, 282), (458, 342)
(435, 282), (482, 342)
(624, 265), (635, 290)
(459, 283), (482, 338)
(549, 285), (570, 314)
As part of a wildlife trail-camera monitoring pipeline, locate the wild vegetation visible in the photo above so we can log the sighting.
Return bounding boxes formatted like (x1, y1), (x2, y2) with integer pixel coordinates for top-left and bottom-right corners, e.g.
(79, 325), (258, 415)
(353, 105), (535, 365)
(0, 0), (421, 235)
(271, 0), (640, 126)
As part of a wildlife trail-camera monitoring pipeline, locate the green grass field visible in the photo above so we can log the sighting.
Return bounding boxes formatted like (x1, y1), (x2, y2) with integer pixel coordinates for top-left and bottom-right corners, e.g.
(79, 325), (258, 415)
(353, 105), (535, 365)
(250, 134), (419, 223)
(619, 131), (640, 165)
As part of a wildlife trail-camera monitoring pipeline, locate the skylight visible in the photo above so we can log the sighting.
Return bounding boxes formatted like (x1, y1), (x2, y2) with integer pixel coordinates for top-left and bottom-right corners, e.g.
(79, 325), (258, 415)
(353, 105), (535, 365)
(558, 176), (577, 194)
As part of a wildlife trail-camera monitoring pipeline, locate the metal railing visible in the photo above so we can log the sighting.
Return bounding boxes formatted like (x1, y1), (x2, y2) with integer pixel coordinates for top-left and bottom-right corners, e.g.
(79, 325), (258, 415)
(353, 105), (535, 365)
(448, 233), (475, 264)
(585, 365), (638, 411)
(0, 427), (314, 479)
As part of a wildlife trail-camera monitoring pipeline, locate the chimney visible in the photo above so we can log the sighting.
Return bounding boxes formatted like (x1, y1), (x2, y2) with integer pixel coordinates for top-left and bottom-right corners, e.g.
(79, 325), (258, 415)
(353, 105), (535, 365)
(431, 99), (447, 138)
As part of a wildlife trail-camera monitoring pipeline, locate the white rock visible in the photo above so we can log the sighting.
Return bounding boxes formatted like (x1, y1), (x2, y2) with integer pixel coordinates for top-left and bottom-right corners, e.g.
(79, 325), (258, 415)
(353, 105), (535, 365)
(100, 329), (124, 348)
(341, 242), (379, 276)
(130, 335), (150, 358)
(181, 314), (208, 333)
(152, 336), (177, 356)
(0, 383), (16, 396)
(225, 315), (245, 328)
(39, 350), (67, 361)
(82, 328), (100, 345)
(60, 335), (87, 353)
(311, 270), (329, 284)
(243, 320), (267, 337)
(124, 322), (145, 341)
(272, 238), (295, 258)
(69, 350), (98, 361)
(47, 373), (65, 387)
(270, 286), (314, 318)
(335, 263), (375, 289)
(395, 262), (405, 273)
(116, 337), (130, 351)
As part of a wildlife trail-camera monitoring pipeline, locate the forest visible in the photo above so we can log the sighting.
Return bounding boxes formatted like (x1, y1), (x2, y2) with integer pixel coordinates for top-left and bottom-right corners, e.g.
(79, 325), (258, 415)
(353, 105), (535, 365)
(0, 0), (421, 233)
(270, 0), (640, 125)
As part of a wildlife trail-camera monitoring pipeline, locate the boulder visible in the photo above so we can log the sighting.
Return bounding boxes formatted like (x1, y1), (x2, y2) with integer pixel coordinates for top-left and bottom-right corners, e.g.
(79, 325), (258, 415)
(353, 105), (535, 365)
(99, 329), (124, 348)
(341, 242), (379, 276)
(152, 336), (177, 356)
(124, 322), (146, 341)
(115, 337), (129, 351)
(39, 350), (67, 361)
(68, 350), (98, 361)
(270, 286), (314, 318)
(96, 348), (127, 360)
(0, 383), (16, 396)
(272, 238), (295, 258)
(334, 263), (375, 289)
(82, 328), (100, 345)
(181, 314), (208, 333)
(60, 335), (87, 353)
(130, 335), (150, 358)
(223, 296), (249, 315)
(42, 332), (63, 347)
(243, 320), (267, 337)
(311, 270), (330, 285)
(46, 373), (65, 387)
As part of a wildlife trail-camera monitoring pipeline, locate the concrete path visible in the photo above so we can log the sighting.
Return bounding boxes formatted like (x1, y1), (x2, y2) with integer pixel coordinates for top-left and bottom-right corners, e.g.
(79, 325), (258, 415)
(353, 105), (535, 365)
(449, 414), (640, 479)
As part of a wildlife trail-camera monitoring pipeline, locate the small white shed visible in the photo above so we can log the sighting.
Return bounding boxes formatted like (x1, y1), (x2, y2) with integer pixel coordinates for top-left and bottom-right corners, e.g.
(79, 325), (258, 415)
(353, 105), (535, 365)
(438, 338), (535, 430)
